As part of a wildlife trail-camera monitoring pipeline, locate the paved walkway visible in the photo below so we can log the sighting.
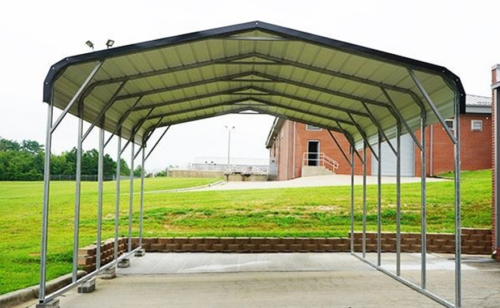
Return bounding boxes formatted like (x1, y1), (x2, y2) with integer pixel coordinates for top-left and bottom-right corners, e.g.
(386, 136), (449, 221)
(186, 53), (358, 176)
(194, 174), (446, 191)
(24, 253), (500, 308)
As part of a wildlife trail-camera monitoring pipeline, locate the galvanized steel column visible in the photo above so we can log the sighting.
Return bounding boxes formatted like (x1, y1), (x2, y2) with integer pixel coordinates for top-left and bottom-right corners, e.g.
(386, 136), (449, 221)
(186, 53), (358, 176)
(114, 135), (122, 265)
(96, 126), (105, 270)
(39, 101), (53, 303)
(362, 141), (367, 258)
(139, 145), (146, 248)
(496, 87), (500, 256)
(377, 132), (382, 266)
(396, 123), (401, 276)
(421, 116), (427, 289)
(350, 146), (355, 253)
(454, 97), (462, 307)
(128, 142), (135, 252)
(72, 103), (84, 282)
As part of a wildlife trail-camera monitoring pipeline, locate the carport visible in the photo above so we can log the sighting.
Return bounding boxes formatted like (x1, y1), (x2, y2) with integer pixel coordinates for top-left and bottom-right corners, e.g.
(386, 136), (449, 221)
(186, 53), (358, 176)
(39, 21), (465, 307)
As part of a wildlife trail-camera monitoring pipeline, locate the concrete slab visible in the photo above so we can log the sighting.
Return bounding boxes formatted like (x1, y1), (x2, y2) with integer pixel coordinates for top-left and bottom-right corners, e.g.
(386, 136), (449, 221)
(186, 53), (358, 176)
(194, 174), (446, 191)
(19, 253), (500, 308)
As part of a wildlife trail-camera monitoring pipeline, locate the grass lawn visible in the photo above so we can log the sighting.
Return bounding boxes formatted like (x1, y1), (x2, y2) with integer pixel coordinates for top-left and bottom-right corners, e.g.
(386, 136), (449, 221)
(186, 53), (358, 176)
(0, 170), (492, 294)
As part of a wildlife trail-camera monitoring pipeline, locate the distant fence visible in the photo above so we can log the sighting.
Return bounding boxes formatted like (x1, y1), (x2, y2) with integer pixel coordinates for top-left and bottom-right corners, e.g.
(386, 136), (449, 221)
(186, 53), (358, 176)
(50, 175), (138, 181)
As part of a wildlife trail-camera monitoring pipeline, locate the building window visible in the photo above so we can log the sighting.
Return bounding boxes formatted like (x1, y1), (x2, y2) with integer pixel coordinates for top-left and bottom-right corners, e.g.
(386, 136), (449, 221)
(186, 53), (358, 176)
(445, 119), (455, 131)
(471, 120), (483, 132)
(306, 124), (322, 131)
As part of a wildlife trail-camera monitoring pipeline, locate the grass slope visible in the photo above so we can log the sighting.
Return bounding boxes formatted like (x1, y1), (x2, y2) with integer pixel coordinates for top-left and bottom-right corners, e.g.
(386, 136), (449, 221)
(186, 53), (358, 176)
(0, 171), (492, 294)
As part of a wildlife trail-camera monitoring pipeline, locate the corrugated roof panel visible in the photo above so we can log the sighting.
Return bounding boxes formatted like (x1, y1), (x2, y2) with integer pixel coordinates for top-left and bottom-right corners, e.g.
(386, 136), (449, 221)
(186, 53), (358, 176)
(45, 22), (465, 147)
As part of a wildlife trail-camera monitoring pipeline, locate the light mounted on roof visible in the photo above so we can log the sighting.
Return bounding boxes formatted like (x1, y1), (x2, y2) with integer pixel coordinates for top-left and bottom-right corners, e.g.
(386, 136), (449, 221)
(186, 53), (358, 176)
(106, 39), (115, 49)
(85, 40), (94, 50)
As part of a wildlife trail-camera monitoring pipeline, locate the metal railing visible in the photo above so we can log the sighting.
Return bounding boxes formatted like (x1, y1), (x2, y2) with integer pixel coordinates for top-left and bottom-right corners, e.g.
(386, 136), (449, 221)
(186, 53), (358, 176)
(302, 152), (339, 171)
(189, 163), (269, 175)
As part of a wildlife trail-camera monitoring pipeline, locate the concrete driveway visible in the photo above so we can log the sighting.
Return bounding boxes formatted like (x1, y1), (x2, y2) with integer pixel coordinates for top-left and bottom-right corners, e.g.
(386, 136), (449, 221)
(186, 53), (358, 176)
(21, 252), (500, 308)
(194, 174), (446, 191)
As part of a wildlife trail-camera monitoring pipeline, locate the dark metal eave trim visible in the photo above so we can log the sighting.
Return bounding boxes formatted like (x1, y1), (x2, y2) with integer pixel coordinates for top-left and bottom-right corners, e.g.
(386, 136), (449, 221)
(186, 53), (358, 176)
(43, 21), (466, 114)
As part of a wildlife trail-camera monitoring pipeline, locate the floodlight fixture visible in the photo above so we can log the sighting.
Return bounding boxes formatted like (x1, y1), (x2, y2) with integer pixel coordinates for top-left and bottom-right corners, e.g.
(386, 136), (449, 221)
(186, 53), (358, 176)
(106, 39), (115, 48)
(85, 40), (94, 50)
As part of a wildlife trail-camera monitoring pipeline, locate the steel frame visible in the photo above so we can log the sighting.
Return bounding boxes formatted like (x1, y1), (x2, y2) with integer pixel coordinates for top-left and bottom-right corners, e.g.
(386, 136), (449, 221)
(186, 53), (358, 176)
(37, 63), (172, 306)
(38, 41), (462, 308)
(347, 72), (462, 308)
(494, 84), (500, 259)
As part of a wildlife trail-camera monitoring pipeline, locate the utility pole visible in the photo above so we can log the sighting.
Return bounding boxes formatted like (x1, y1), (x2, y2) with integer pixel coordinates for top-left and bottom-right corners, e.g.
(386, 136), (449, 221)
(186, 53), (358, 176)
(225, 125), (235, 171)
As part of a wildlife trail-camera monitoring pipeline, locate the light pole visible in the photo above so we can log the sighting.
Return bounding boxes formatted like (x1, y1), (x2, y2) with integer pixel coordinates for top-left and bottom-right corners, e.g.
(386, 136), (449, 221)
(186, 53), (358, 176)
(225, 125), (235, 171)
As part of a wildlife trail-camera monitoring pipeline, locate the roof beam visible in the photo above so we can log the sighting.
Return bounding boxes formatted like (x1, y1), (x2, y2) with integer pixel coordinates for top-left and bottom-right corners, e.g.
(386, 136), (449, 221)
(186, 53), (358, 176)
(141, 106), (255, 134)
(253, 53), (426, 105)
(144, 98), (356, 127)
(132, 86), (253, 111)
(115, 72), (257, 101)
(117, 70), (392, 111)
(90, 53), (259, 88)
(243, 107), (356, 143)
(247, 85), (371, 117)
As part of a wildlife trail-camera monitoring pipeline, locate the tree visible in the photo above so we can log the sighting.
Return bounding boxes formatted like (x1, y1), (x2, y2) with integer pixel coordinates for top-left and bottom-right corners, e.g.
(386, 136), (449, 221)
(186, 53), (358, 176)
(120, 159), (130, 176)
(0, 136), (123, 181)
(21, 140), (43, 154)
(134, 165), (145, 177)
(0, 137), (21, 152)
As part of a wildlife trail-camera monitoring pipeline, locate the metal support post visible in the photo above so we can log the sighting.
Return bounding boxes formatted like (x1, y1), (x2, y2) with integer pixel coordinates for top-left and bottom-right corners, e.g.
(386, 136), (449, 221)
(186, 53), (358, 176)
(454, 96), (462, 307)
(39, 102), (54, 303)
(396, 123), (402, 276)
(362, 140), (367, 258)
(139, 145), (146, 248)
(421, 116), (427, 289)
(96, 126), (104, 270)
(350, 146), (355, 253)
(114, 134), (121, 266)
(495, 86), (500, 254)
(128, 142), (135, 252)
(72, 103), (84, 282)
(377, 132), (382, 266)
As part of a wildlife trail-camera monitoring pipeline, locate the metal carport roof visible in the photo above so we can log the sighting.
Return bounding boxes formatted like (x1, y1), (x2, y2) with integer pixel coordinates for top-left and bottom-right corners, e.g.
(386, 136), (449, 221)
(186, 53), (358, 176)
(39, 21), (465, 308)
(43, 21), (465, 149)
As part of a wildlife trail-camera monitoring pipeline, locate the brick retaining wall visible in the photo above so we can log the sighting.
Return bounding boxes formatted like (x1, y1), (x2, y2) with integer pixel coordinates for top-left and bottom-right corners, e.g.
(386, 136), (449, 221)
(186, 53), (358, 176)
(78, 228), (493, 272)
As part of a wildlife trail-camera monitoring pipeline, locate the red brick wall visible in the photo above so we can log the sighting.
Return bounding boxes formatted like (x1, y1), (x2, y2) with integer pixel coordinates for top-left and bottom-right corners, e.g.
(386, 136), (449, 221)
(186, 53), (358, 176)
(414, 114), (492, 177)
(272, 116), (490, 181)
(274, 121), (371, 180)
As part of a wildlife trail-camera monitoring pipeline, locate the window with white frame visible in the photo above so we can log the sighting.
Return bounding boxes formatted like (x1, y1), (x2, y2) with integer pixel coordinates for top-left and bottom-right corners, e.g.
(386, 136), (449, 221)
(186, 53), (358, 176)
(445, 119), (455, 131)
(471, 120), (483, 132)
(306, 124), (322, 131)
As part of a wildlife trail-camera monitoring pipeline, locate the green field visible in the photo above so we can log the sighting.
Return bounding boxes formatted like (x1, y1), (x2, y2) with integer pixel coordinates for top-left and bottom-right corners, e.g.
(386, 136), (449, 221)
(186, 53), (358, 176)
(0, 171), (492, 295)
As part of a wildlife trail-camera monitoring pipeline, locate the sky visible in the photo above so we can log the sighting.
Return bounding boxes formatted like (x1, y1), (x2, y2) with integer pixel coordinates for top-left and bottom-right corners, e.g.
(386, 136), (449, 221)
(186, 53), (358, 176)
(0, 0), (498, 172)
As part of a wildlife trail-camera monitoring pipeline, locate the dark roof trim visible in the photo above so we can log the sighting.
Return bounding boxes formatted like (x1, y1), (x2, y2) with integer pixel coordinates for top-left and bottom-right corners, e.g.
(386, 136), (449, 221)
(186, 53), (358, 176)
(43, 21), (466, 114)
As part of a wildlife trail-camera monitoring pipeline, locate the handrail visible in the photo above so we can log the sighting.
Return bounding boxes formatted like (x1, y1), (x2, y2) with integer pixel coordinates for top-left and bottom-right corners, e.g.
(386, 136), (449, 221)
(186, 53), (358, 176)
(302, 152), (340, 171)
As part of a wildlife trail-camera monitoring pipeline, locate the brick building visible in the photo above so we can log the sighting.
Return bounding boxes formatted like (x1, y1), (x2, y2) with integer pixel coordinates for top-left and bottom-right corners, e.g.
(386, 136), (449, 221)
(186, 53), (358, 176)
(267, 94), (491, 181)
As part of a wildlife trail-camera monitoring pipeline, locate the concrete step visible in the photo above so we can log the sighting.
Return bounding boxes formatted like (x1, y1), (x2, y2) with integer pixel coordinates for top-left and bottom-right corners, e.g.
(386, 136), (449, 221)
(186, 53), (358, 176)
(302, 166), (335, 177)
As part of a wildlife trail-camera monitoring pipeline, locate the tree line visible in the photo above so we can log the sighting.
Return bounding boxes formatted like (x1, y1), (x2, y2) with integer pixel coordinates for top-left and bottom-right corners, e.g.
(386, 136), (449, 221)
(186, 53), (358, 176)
(0, 137), (143, 181)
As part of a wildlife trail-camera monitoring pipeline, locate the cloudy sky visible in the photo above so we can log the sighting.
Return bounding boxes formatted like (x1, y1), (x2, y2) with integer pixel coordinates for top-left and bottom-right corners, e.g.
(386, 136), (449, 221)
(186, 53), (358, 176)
(0, 0), (498, 171)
